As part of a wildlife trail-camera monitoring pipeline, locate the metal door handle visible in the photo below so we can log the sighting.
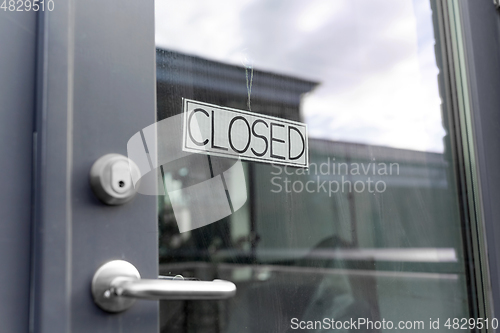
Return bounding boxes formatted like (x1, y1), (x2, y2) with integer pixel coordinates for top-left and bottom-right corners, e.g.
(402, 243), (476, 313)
(92, 260), (236, 313)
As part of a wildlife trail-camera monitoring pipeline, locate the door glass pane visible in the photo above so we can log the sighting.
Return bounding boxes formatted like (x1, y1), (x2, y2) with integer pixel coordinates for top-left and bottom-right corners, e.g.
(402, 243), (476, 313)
(154, 0), (472, 331)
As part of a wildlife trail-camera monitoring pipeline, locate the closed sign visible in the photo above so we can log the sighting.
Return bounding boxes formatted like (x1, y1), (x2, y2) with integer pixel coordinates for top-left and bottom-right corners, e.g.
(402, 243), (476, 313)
(183, 99), (308, 168)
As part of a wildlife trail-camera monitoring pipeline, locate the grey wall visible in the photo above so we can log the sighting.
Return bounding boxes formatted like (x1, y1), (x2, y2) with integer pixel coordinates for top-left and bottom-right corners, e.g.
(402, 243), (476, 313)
(0, 10), (37, 333)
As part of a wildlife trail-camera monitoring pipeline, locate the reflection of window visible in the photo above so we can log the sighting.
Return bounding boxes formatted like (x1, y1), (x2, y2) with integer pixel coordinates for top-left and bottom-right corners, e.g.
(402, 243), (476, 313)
(157, 49), (461, 266)
(157, 20), (467, 326)
(157, 49), (318, 261)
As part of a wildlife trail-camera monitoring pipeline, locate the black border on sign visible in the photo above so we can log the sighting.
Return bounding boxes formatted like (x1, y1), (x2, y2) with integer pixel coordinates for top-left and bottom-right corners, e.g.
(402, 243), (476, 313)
(182, 98), (309, 168)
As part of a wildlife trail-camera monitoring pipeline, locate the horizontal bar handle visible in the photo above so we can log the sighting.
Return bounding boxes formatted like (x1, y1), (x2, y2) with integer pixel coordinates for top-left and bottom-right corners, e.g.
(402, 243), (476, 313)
(92, 260), (236, 313)
(113, 278), (236, 300)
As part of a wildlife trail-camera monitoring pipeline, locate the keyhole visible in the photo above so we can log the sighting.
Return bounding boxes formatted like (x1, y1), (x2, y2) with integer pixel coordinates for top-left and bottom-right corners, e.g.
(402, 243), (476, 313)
(118, 181), (125, 188)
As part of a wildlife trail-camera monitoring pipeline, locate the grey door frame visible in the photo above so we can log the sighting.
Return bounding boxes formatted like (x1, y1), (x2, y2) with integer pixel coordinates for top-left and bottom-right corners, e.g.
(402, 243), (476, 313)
(0, 9), (37, 333)
(30, 1), (158, 333)
(458, 0), (500, 322)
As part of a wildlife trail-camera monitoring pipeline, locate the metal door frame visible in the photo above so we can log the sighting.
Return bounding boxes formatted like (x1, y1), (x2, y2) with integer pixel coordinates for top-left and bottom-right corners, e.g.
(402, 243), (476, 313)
(30, 1), (158, 332)
(457, 0), (500, 322)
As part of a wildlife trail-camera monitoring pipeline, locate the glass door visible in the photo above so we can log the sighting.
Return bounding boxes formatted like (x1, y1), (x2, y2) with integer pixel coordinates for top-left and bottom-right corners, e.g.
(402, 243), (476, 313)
(153, 0), (484, 331)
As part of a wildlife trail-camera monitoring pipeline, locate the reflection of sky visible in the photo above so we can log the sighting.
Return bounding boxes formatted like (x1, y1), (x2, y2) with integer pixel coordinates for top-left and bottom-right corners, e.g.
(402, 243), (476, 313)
(155, 0), (445, 152)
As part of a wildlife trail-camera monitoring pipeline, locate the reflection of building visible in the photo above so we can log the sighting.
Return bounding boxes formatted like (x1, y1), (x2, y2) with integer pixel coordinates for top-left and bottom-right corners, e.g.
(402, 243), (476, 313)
(156, 49), (464, 333)
(156, 49), (318, 122)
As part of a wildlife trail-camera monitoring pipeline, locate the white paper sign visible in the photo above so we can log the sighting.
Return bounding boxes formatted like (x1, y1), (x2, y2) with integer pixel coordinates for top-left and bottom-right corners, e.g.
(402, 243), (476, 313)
(183, 98), (308, 168)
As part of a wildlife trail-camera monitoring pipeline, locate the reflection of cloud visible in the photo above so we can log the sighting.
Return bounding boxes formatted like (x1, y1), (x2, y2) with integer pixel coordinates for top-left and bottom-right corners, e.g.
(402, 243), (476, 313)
(155, 0), (445, 153)
(296, 1), (345, 32)
(155, 0), (253, 64)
